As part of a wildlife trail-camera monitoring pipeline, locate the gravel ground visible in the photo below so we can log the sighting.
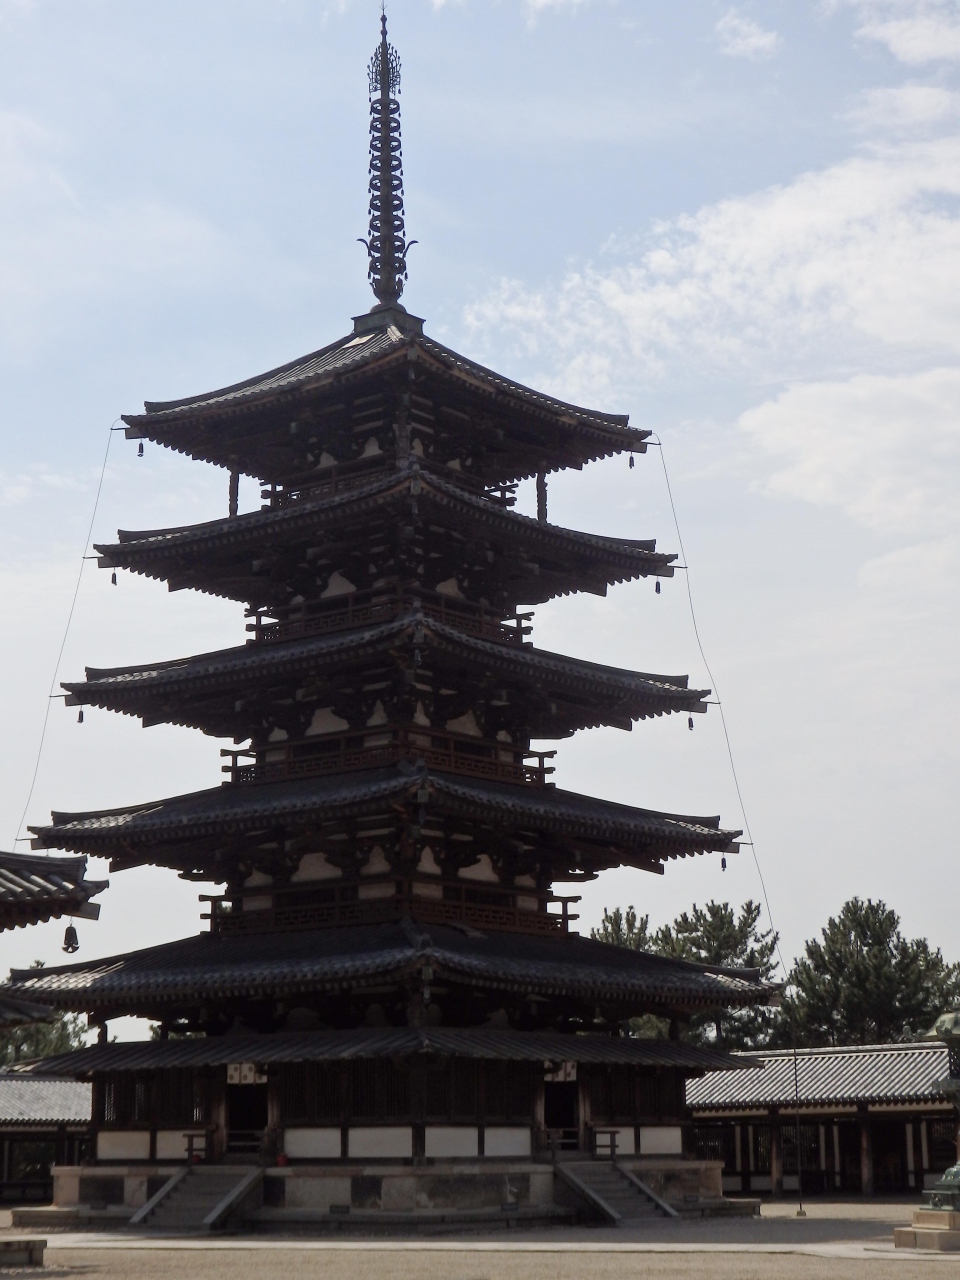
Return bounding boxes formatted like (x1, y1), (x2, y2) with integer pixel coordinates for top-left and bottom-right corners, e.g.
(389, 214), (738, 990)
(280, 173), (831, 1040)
(30, 1244), (956, 1280)
(5, 1200), (953, 1280)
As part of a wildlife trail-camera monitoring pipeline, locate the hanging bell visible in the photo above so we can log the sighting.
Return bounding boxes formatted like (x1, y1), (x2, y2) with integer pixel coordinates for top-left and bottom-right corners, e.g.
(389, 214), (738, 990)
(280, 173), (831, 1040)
(77, 709), (84, 724)
(137, 441), (144, 457)
(111, 572), (117, 586)
(721, 856), (727, 872)
(688, 716), (694, 731)
(629, 455), (635, 470)
(62, 923), (79, 954)
(655, 580), (661, 595)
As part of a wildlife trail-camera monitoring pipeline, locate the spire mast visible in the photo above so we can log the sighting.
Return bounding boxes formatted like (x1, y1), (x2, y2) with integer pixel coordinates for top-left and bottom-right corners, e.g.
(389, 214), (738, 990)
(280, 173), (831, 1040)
(365, 12), (412, 309)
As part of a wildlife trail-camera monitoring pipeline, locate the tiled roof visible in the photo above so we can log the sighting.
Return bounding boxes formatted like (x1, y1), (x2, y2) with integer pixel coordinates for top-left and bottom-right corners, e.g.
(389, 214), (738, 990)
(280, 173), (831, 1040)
(65, 608), (708, 733)
(686, 1041), (953, 1111)
(22, 1027), (755, 1079)
(0, 1074), (90, 1124)
(29, 764), (739, 863)
(0, 995), (56, 1029)
(5, 919), (771, 1013)
(0, 850), (107, 930)
(123, 323), (639, 438)
(93, 470), (674, 606)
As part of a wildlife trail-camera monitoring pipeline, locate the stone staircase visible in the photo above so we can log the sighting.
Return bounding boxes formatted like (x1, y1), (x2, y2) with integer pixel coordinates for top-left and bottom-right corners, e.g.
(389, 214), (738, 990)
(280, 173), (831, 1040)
(557, 1159), (675, 1224)
(130, 1166), (261, 1234)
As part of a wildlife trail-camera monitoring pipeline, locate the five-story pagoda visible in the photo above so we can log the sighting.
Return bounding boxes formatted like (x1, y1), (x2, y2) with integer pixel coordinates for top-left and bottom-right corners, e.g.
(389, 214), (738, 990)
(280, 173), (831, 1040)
(8, 18), (772, 1220)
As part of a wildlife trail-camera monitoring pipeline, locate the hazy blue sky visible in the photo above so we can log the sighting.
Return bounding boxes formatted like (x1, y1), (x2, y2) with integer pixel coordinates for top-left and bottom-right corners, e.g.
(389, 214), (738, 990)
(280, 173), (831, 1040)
(1, 0), (958, 1035)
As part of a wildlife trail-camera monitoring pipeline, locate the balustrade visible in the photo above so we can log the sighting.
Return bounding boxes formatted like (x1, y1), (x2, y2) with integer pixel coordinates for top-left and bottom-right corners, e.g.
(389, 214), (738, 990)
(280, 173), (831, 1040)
(220, 725), (555, 788)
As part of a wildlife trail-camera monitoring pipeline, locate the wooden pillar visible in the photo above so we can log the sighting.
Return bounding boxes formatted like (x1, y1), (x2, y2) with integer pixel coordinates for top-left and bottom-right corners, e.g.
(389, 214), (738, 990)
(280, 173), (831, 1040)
(770, 1113), (783, 1198)
(536, 470), (547, 523)
(858, 1107), (873, 1197)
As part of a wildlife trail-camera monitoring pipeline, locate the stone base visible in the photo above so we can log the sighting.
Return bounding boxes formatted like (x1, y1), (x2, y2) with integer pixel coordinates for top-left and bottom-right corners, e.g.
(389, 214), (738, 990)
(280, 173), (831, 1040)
(248, 1205), (574, 1235)
(0, 1238), (45, 1265)
(895, 1209), (960, 1251)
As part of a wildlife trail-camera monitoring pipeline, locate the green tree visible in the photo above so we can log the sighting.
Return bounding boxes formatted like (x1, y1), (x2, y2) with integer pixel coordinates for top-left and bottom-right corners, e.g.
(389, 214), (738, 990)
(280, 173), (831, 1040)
(653, 900), (779, 1048)
(592, 906), (654, 951)
(777, 897), (960, 1047)
(0, 963), (87, 1066)
(593, 899), (780, 1048)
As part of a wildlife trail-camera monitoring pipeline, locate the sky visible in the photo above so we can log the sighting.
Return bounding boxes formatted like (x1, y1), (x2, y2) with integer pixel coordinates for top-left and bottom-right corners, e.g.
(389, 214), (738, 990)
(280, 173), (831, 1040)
(0, 0), (958, 1037)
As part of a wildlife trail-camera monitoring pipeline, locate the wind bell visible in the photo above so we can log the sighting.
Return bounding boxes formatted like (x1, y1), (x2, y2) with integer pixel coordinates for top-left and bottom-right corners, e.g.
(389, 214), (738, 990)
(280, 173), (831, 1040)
(138, 441), (144, 457)
(62, 922), (79, 954)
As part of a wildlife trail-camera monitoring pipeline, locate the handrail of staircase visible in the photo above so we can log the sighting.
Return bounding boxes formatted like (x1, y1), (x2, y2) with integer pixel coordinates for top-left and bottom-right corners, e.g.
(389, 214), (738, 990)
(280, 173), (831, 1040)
(202, 1167), (264, 1231)
(614, 1162), (679, 1219)
(128, 1166), (189, 1227)
(553, 1162), (622, 1224)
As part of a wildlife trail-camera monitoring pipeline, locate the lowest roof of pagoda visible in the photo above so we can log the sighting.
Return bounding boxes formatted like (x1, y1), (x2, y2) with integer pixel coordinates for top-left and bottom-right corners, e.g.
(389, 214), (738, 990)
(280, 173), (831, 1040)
(5, 917), (771, 1016)
(121, 309), (649, 485)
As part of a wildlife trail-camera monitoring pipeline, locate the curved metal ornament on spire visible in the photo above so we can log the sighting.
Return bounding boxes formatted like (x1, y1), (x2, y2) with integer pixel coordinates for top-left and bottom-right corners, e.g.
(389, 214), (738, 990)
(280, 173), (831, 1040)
(365, 15), (411, 307)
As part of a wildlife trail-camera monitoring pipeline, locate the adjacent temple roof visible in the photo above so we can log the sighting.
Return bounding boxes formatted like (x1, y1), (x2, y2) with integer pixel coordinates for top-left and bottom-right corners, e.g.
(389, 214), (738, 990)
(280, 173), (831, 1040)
(6, 918), (772, 1017)
(0, 1073), (91, 1125)
(0, 850), (106, 931)
(686, 1041), (954, 1112)
(20, 1028), (754, 1079)
(63, 608), (709, 737)
(29, 764), (740, 874)
(94, 468), (675, 608)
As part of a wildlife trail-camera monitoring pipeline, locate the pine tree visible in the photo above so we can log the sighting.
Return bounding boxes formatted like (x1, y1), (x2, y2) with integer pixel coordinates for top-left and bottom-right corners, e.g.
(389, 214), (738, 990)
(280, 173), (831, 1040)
(0, 961), (87, 1066)
(777, 897), (960, 1047)
(593, 900), (780, 1048)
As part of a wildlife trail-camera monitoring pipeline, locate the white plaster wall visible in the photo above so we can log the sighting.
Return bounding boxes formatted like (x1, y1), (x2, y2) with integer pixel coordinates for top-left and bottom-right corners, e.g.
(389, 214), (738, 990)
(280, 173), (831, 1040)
(483, 1127), (531, 1157)
(424, 1126), (479, 1158)
(638, 1126), (682, 1155)
(595, 1126), (635, 1156)
(347, 1127), (413, 1158)
(155, 1130), (205, 1160)
(283, 1128), (342, 1159)
(96, 1132), (150, 1161)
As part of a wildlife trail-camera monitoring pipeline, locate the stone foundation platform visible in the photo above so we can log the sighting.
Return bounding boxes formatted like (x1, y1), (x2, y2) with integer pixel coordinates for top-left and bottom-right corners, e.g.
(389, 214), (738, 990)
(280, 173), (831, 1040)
(895, 1208), (960, 1251)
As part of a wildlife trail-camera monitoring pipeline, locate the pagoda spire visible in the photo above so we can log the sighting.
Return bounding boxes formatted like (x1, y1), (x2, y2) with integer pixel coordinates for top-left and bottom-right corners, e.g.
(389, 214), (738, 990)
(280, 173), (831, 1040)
(364, 12), (413, 308)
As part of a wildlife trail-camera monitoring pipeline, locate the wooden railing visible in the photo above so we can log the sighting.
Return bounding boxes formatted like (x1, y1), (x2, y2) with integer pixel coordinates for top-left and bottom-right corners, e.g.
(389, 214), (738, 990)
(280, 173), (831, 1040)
(259, 454), (517, 510)
(203, 877), (579, 939)
(221, 726), (556, 788)
(246, 586), (531, 647)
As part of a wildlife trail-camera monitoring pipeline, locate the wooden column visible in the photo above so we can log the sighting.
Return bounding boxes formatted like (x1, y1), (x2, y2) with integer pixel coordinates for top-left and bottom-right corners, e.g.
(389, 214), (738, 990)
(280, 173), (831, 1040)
(770, 1112), (783, 1198)
(858, 1107), (874, 1196)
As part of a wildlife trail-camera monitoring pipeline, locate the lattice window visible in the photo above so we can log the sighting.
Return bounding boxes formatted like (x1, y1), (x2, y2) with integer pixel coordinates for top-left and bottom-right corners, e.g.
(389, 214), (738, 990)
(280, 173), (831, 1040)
(782, 1123), (820, 1175)
(278, 1064), (341, 1124)
(349, 1060), (410, 1120)
(929, 1118), (959, 1172)
(637, 1072), (661, 1117)
(483, 1061), (536, 1121)
(450, 1060), (479, 1120)
(752, 1125), (771, 1174)
(102, 1079), (117, 1125)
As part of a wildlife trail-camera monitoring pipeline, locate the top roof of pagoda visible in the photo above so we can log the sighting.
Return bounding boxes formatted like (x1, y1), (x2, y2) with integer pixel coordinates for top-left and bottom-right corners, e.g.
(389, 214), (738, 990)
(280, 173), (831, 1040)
(121, 308), (648, 484)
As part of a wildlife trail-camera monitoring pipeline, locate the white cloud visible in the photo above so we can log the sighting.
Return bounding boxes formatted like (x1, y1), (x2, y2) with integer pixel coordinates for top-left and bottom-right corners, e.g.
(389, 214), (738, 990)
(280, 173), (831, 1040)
(716, 8), (782, 59)
(851, 0), (960, 64)
(467, 134), (960, 407)
(848, 83), (960, 132)
(738, 368), (960, 538)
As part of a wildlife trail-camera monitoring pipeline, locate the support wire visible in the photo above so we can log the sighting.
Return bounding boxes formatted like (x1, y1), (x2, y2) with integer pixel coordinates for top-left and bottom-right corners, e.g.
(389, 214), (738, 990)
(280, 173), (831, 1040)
(12, 423), (117, 850)
(648, 434), (806, 1216)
